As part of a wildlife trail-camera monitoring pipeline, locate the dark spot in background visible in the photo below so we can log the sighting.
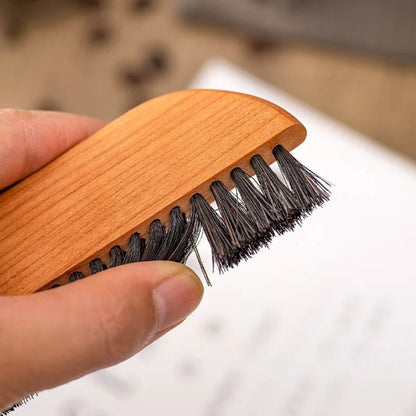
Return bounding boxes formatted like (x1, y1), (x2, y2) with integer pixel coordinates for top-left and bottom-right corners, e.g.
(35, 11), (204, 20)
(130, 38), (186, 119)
(147, 48), (168, 72)
(3, 18), (25, 42)
(118, 48), (169, 88)
(177, 359), (199, 378)
(93, 370), (135, 396)
(35, 99), (63, 111)
(246, 38), (276, 54)
(130, 0), (154, 13)
(78, 0), (106, 9)
(87, 23), (112, 45)
(119, 67), (146, 86)
(250, 0), (270, 4)
(204, 319), (223, 337)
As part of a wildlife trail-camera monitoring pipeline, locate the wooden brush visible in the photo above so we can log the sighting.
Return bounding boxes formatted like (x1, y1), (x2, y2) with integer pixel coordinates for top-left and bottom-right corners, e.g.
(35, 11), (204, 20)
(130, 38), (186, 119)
(0, 89), (330, 296)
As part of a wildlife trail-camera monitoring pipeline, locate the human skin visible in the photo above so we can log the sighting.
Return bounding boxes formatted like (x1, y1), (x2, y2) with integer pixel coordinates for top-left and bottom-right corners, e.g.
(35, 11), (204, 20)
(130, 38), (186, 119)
(0, 109), (203, 411)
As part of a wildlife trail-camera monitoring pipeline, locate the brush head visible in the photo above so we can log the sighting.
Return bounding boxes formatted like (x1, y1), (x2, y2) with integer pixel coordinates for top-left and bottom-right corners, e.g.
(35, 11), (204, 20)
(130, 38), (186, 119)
(0, 89), (307, 295)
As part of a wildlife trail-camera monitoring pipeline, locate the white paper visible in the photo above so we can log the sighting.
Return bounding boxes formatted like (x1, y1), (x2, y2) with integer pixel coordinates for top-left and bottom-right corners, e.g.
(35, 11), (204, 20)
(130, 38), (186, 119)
(15, 60), (416, 416)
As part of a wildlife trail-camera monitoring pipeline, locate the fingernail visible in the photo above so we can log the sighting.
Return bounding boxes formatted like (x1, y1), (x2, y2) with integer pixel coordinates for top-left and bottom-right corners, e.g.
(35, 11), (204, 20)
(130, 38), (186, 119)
(153, 274), (202, 331)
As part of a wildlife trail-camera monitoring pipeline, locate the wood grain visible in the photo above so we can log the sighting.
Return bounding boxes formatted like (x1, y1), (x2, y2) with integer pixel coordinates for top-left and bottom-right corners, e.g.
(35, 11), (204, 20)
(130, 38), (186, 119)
(0, 89), (306, 295)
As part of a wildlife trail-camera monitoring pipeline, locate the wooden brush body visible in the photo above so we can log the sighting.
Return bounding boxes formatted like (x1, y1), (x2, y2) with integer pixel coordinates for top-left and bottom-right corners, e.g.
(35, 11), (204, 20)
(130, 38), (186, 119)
(0, 90), (306, 295)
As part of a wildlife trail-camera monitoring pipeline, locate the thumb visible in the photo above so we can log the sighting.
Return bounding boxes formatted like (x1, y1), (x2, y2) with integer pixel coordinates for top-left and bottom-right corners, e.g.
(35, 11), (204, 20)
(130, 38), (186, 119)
(0, 261), (203, 409)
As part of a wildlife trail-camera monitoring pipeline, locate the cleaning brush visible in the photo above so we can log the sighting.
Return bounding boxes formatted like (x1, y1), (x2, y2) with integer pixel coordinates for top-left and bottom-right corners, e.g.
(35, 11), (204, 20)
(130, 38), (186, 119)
(0, 89), (330, 295)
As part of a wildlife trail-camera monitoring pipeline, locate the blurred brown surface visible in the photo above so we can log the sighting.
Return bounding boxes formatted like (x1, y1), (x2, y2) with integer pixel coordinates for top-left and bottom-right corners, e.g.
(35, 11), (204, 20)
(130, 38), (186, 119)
(0, 0), (415, 159)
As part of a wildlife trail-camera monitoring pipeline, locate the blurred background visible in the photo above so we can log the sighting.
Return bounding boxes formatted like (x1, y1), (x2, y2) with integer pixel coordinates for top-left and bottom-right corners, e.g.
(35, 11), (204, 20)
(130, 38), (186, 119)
(0, 0), (415, 159)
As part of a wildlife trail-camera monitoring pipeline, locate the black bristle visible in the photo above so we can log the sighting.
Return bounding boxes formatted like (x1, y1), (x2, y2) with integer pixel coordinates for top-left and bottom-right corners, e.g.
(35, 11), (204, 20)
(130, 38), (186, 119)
(210, 180), (260, 256)
(123, 232), (145, 264)
(89, 258), (107, 274)
(1, 394), (37, 415)
(69, 271), (85, 282)
(190, 193), (239, 273)
(250, 154), (302, 231)
(141, 220), (166, 261)
(168, 204), (202, 264)
(109, 245), (126, 267)
(230, 167), (276, 240)
(155, 207), (187, 260)
(272, 145), (331, 214)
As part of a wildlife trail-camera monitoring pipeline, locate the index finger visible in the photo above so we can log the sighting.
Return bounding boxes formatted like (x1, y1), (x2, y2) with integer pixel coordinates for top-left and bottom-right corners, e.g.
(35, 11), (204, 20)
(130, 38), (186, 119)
(0, 109), (105, 190)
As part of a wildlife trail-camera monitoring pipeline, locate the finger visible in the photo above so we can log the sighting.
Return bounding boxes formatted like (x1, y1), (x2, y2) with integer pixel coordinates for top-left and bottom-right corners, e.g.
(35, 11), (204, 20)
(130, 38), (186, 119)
(0, 109), (105, 190)
(0, 261), (203, 409)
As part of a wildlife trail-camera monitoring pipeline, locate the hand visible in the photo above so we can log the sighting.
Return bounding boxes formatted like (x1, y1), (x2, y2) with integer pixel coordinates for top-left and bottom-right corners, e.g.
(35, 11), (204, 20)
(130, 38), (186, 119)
(0, 110), (203, 411)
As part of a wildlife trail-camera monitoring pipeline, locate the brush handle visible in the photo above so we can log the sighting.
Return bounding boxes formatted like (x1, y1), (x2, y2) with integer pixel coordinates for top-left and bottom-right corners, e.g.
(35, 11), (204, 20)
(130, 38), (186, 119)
(0, 89), (306, 295)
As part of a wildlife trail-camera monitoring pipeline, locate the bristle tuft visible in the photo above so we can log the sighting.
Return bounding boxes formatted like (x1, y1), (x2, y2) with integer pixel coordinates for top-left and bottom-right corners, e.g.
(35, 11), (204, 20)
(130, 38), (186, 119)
(155, 206), (187, 260)
(69, 271), (85, 282)
(190, 193), (238, 273)
(230, 167), (276, 239)
(1, 394), (37, 415)
(109, 245), (126, 267)
(272, 145), (331, 214)
(168, 205), (202, 264)
(123, 232), (145, 264)
(90, 258), (107, 274)
(210, 180), (261, 257)
(250, 154), (302, 231)
(142, 220), (166, 261)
